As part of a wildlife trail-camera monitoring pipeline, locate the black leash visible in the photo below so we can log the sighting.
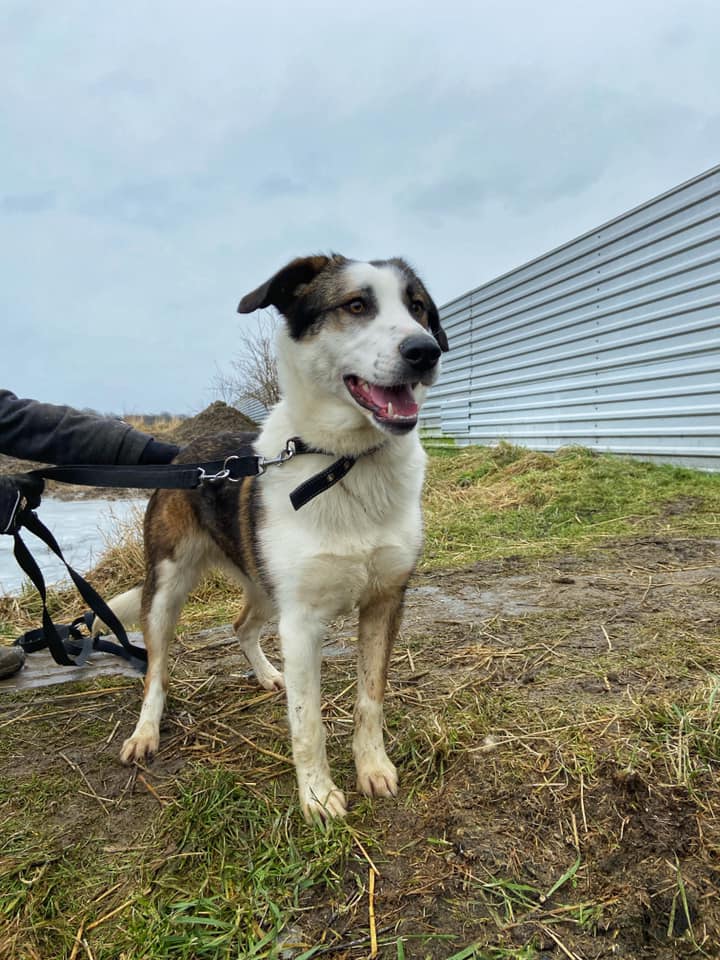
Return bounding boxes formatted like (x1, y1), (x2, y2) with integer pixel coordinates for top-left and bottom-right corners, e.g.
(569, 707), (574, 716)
(27, 437), (371, 510)
(12, 510), (147, 671)
(29, 449), (280, 491)
(15, 609), (146, 670)
(7, 435), (379, 672)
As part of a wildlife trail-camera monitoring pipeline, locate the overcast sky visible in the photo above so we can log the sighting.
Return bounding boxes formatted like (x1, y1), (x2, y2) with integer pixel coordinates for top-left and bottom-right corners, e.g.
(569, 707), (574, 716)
(2, 0), (719, 414)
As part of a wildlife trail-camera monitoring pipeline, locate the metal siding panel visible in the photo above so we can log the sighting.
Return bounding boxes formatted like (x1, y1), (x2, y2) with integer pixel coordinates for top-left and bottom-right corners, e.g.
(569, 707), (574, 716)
(471, 261), (720, 348)
(468, 356), (720, 401)
(471, 297), (720, 363)
(465, 212), (720, 320)
(422, 164), (720, 469)
(470, 390), (719, 417)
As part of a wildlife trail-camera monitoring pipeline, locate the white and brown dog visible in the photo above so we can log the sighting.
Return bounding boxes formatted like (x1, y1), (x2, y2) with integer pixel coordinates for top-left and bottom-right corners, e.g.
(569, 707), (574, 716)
(107, 254), (448, 821)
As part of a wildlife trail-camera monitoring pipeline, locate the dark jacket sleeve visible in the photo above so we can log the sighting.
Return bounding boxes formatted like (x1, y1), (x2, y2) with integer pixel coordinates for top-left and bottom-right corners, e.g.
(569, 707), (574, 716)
(0, 390), (178, 466)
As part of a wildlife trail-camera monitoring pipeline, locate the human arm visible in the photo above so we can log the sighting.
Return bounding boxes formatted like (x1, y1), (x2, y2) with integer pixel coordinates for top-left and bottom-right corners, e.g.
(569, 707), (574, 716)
(0, 390), (178, 466)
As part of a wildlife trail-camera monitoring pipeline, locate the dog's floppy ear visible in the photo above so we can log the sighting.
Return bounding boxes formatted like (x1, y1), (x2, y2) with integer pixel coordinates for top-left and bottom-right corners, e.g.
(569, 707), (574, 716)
(427, 300), (449, 353)
(237, 255), (331, 316)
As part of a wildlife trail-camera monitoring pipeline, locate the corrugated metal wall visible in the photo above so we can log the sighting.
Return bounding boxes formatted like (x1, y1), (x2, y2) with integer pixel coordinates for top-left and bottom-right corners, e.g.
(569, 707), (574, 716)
(421, 164), (720, 470)
(235, 398), (269, 425)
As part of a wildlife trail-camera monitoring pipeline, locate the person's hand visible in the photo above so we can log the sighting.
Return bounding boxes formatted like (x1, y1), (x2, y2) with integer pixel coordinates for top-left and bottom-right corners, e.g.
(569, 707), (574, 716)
(0, 474), (44, 534)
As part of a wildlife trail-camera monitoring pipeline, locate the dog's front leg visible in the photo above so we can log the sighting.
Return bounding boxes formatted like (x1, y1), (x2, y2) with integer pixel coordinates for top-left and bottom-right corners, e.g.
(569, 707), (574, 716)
(279, 608), (346, 821)
(353, 585), (406, 799)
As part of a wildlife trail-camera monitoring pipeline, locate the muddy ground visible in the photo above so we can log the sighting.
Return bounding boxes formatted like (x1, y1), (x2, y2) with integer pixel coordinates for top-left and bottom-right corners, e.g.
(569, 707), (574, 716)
(2, 533), (720, 958)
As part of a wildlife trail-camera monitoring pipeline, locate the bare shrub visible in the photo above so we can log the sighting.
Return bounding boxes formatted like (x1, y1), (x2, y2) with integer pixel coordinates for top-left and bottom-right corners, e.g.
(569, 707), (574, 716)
(213, 311), (280, 411)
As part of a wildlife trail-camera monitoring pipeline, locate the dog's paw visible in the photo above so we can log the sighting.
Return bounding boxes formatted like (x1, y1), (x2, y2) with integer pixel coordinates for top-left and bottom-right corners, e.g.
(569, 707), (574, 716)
(357, 757), (398, 799)
(255, 663), (285, 692)
(241, 644), (285, 691)
(119, 730), (159, 765)
(300, 780), (347, 822)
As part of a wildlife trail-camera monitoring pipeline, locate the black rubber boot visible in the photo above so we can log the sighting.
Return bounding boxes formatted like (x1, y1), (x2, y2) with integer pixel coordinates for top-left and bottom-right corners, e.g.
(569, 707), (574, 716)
(0, 646), (25, 680)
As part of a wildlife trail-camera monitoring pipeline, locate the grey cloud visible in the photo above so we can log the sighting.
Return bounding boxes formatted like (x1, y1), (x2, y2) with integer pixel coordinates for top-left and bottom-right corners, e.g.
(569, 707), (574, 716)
(0, 2), (38, 44)
(90, 69), (153, 98)
(256, 175), (308, 199)
(1, 191), (56, 214)
(661, 23), (694, 48)
(78, 180), (191, 231)
(400, 176), (488, 221)
(397, 76), (699, 227)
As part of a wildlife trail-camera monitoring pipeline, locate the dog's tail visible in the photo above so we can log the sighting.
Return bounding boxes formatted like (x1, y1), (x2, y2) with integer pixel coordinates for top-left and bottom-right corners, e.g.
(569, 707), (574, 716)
(92, 584), (143, 637)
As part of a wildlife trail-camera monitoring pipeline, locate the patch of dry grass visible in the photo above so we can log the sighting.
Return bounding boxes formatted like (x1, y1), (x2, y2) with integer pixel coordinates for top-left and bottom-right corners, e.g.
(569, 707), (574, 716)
(422, 442), (720, 568)
(1, 444), (720, 958)
(123, 414), (187, 441)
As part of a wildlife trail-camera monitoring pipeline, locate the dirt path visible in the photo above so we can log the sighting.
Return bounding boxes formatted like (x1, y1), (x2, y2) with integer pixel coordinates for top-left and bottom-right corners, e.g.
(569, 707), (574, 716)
(2, 534), (719, 958)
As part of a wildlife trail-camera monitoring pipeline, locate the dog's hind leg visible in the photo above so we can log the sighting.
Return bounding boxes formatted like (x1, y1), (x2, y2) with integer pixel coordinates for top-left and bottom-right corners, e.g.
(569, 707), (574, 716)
(120, 546), (202, 765)
(232, 587), (284, 691)
(91, 584), (143, 636)
(353, 584), (407, 799)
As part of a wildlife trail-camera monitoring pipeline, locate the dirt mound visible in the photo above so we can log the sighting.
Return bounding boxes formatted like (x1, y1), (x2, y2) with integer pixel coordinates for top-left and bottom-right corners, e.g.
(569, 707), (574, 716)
(172, 402), (257, 443)
(0, 453), (39, 477)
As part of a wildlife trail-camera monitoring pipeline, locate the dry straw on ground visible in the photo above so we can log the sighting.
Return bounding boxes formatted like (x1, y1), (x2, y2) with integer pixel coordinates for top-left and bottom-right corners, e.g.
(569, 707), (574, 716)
(1, 442), (719, 959)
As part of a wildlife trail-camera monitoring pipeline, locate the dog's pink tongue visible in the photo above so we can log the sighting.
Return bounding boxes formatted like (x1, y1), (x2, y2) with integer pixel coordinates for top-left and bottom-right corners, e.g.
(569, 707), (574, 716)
(368, 383), (418, 417)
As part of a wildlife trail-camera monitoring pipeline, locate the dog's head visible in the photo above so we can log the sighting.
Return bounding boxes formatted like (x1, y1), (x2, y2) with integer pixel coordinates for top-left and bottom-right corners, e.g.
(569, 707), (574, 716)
(237, 254), (448, 435)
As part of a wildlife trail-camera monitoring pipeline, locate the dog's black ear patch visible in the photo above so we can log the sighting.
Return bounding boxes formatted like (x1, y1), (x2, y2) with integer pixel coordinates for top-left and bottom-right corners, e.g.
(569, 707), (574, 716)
(237, 256), (331, 317)
(428, 301), (449, 353)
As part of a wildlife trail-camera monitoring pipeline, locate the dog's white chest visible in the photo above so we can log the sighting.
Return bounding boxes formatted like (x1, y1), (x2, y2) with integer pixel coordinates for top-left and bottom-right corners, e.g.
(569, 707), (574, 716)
(260, 451), (424, 616)
(284, 535), (420, 619)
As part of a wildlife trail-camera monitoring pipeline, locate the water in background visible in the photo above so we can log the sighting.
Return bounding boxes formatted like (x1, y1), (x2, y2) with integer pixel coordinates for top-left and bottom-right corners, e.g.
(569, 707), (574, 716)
(0, 498), (147, 595)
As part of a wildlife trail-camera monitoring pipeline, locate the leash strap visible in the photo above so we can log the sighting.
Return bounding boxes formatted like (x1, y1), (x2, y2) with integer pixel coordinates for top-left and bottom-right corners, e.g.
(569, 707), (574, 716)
(31, 455), (264, 490)
(12, 529), (84, 666)
(12, 510), (147, 672)
(16, 610), (142, 666)
(26, 438), (375, 509)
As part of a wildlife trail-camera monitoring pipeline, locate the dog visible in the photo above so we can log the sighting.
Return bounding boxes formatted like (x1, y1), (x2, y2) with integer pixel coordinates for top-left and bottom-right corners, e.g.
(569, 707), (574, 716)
(105, 254), (448, 821)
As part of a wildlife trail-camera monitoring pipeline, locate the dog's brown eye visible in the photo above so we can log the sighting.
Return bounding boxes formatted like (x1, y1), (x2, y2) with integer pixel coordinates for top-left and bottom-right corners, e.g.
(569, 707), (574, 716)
(346, 299), (366, 315)
(410, 299), (424, 317)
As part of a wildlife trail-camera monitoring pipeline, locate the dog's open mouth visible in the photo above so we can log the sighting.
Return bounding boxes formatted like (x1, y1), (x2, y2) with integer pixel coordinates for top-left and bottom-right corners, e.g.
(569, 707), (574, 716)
(344, 375), (419, 431)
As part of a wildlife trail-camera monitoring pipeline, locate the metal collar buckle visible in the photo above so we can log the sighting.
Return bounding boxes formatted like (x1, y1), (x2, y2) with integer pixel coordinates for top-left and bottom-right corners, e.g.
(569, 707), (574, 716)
(257, 438), (297, 475)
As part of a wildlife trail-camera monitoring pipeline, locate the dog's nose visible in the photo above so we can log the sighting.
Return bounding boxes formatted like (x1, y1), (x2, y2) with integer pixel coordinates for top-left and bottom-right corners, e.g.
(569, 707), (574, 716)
(399, 334), (441, 372)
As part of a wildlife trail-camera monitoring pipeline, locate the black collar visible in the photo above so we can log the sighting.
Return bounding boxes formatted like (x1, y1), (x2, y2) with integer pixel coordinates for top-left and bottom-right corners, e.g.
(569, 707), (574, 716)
(287, 436), (384, 510)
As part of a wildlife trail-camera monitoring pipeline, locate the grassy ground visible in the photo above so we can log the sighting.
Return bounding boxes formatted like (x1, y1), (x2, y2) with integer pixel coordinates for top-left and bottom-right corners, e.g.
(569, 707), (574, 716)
(422, 442), (719, 566)
(1, 443), (719, 959)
